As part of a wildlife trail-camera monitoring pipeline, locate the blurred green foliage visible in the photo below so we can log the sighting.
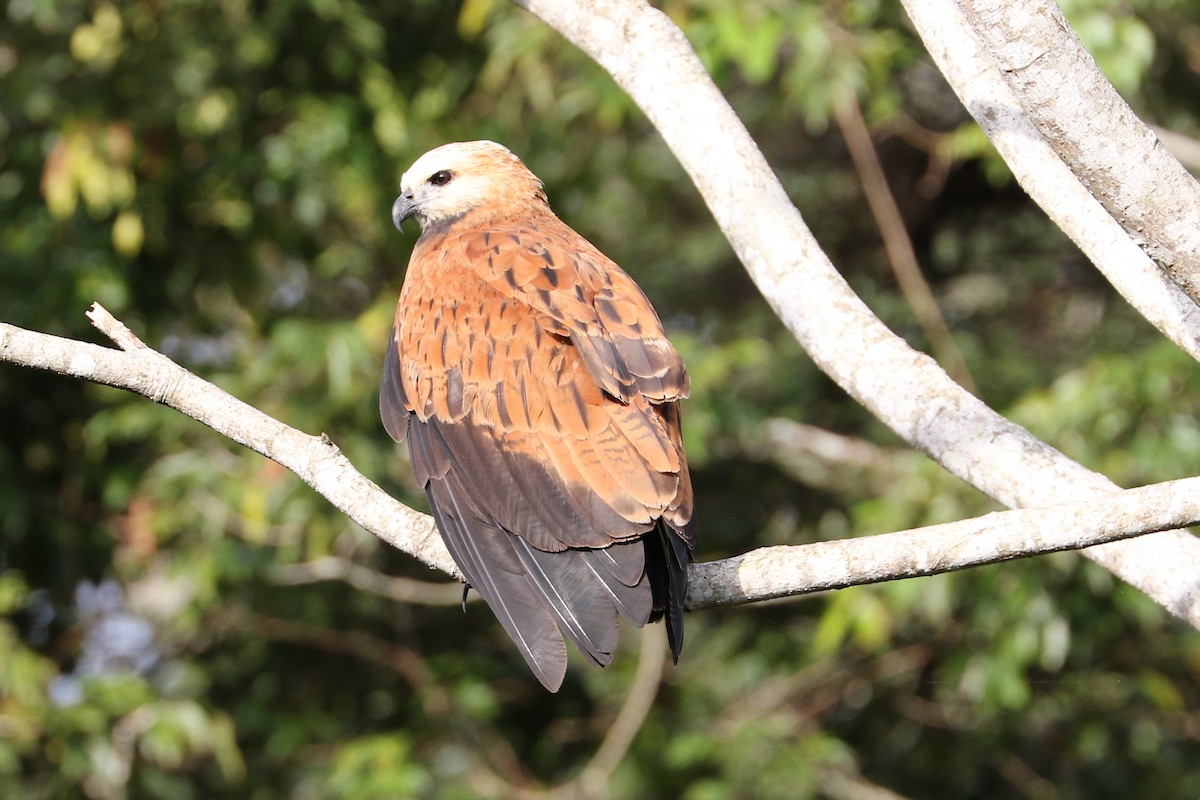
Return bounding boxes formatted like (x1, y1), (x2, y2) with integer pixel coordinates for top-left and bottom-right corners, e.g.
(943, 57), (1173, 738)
(3, 0), (1200, 797)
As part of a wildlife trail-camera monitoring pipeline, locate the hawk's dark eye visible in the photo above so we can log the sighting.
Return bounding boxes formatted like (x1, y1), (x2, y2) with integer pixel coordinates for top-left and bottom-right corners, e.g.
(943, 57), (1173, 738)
(429, 171), (453, 186)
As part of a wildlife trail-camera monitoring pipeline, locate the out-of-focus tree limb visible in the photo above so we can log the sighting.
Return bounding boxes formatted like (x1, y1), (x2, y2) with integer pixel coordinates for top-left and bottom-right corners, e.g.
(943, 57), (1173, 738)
(4, 308), (1200, 615)
(513, 0), (1200, 625)
(269, 556), (468, 605)
(528, 626), (667, 800)
(748, 419), (900, 496)
(1152, 126), (1200, 174)
(833, 92), (976, 394)
(955, 0), (1200, 305)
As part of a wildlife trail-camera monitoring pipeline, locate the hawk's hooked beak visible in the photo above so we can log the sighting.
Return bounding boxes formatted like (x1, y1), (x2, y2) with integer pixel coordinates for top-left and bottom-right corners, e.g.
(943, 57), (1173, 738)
(392, 192), (417, 232)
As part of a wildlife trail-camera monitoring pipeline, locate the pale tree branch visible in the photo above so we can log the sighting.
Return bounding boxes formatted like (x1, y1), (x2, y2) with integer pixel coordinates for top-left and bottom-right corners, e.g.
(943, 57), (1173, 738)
(955, 0), (1200, 304)
(0, 304), (453, 579)
(690, 475), (1200, 609)
(514, 0), (1200, 624)
(3, 310), (1200, 615)
(904, 0), (1200, 362)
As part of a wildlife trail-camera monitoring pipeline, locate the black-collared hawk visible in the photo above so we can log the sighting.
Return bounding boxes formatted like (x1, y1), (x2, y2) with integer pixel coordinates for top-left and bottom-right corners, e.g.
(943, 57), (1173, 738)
(381, 140), (695, 692)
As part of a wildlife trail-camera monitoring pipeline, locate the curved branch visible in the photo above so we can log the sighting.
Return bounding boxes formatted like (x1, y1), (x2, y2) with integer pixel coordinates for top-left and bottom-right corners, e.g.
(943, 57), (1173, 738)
(513, 0), (1200, 625)
(0, 304), (453, 578)
(903, 0), (1200, 364)
(956, 0), (1200, 304)
(3, 309), (1200, 614)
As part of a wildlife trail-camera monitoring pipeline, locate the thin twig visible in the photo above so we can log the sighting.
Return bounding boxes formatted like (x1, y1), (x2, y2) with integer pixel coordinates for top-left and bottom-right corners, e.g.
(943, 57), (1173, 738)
(88, 304), (149, 351)
(994, 753), (1060, 800)
(567, 626), (666, 798)
(833, 93), (976, 392)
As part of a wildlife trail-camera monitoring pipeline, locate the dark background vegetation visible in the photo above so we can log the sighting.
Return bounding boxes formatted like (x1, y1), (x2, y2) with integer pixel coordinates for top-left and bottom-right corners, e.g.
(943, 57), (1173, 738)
(3, 0), (1200, 797)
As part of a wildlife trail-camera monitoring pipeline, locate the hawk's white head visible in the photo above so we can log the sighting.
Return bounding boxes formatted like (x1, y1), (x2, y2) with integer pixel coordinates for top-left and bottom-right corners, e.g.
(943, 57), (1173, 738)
(393, 140), (547, 231)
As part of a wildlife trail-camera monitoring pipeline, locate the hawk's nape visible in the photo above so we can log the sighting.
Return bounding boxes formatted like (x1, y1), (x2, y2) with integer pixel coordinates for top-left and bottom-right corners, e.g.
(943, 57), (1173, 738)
(380, 140), (695, 692)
